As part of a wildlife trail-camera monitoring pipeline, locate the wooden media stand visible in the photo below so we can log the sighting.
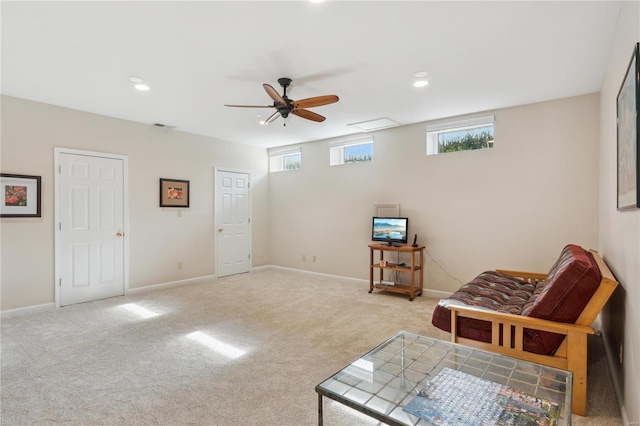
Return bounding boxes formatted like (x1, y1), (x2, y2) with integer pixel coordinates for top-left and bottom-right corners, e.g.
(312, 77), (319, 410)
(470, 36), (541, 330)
(369, 243), (425, 301)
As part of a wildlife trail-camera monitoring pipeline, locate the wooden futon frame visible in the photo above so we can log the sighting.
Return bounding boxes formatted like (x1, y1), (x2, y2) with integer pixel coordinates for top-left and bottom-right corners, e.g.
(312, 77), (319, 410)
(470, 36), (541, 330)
(445, 250), (617, 416)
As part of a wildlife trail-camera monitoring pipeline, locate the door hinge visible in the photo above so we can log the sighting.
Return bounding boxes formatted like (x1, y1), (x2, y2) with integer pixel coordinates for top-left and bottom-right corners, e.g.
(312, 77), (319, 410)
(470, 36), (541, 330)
(58, 165), (62, 174)
(59, 278), (62, 287)
(248, 218), (250, 223)
(59, 222), (62, 230)
(248, 253), (251, 259)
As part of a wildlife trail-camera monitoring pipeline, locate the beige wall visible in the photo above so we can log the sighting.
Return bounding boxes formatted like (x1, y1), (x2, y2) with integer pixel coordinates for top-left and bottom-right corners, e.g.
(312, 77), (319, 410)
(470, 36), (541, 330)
(0, 95), (269, 311)
(269, 94), (600, 293)
(2, 54), (635, 419)
(598, 1), (640, 423)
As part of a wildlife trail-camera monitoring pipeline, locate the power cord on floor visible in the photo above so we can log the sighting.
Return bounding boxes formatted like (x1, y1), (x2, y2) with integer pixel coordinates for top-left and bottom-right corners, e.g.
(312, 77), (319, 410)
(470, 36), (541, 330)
(424, 247), (464, 286)
(384, 248), (462, 287)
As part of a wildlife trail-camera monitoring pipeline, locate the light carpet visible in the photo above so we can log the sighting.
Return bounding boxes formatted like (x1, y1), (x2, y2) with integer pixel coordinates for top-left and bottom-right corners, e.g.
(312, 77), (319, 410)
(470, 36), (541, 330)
(1, 268), (622, 425)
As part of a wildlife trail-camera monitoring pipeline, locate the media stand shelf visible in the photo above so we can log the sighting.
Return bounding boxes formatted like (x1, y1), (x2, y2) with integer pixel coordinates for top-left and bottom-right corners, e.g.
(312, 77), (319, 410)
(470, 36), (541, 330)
(369, 243), (425, 301)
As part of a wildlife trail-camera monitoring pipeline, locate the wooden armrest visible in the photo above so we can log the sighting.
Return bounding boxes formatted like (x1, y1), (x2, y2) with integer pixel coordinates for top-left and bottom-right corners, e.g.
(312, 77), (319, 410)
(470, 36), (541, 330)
(447, 304), (594, 336)
(496, 269), (548, 283)
(447, 303), (593, 417)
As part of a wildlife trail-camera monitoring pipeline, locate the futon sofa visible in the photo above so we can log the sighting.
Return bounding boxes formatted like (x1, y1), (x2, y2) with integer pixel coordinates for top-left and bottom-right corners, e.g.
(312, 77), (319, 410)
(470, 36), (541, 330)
(431, 244), (618, 416)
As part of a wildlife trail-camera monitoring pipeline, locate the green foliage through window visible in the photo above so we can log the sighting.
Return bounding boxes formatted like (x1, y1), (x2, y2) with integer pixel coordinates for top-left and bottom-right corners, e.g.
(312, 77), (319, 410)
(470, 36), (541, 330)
(269, 147), (301, 172)
(438, 130), (494, 153)
(426, 116), (495, 156)
(330, 136), (374, 166)
(282, 153), (301, 170)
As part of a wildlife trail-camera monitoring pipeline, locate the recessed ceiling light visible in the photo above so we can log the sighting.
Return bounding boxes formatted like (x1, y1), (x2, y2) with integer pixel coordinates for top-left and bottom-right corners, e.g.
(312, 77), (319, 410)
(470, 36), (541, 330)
(414, 71), (429, 78)
(128, 76), (144, 83)
(134, 83), (150, 91)
(413, 80), (429, 88)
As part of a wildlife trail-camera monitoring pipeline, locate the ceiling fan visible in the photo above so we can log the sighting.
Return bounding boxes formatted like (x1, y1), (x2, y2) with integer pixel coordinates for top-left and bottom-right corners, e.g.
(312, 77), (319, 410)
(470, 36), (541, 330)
(224, 77), (339, 125)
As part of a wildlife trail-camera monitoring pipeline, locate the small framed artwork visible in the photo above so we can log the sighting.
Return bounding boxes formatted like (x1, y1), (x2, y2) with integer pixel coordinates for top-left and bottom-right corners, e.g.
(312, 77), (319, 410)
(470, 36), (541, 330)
(159, 178), (190, 208)
(1, 173), (42, 217)
(616, 42), (640, 211)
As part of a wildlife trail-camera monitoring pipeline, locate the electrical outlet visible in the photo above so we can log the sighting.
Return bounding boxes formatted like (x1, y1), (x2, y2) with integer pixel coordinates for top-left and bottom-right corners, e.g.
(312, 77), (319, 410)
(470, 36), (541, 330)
(178, 261), (183, 269)
(302, 255), (306, 261)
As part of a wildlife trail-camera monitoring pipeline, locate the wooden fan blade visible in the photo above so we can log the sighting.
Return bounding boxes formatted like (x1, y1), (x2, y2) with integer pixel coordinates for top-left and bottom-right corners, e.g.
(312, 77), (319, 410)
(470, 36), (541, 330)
(292, 108), (326, 122)
(291, 95), (339, 109)
(264, 111), (280, 124)
(224, 104), (274, 108)
(263, 84), (286, 105)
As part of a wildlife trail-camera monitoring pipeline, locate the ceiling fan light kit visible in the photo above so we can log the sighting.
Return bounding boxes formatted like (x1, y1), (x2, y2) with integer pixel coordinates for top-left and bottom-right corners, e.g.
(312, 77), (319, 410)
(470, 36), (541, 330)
(225, 77), (339, 126)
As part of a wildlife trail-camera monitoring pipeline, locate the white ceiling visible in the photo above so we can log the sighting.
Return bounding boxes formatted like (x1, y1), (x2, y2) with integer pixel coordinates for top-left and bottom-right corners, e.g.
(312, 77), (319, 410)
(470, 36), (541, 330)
(1, 1), (622, 149)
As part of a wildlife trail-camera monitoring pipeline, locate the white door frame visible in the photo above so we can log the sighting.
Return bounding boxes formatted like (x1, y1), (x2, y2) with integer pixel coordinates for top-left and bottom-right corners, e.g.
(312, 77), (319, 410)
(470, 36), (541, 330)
(214, 167), (252, 277)
(54, 147), (130, 308)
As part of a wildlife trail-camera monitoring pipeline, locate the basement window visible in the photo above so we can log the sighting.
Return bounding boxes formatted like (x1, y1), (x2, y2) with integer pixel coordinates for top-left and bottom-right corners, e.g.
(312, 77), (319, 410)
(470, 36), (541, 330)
(330, 135), (374, 166)
(269, 146), (301, 172)
(426, 116), (495, 156)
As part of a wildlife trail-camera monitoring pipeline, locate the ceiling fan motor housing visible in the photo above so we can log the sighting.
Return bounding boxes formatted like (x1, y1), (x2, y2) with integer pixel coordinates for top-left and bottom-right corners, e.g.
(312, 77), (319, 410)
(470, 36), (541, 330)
(275, 78), (293, 117)
(278, 77), (292, 88)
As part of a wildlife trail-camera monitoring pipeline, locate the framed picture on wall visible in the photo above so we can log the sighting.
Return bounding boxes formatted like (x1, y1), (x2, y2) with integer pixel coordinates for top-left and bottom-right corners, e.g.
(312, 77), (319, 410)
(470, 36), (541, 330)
(0, 173), (42, 217)
(159, 178), (190, 208)
(616, 42), (640, 211)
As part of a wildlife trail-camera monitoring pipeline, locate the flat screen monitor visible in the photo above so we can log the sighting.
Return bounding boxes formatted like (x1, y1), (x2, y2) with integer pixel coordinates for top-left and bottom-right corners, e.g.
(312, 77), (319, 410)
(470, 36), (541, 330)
(372, 217), (408, 245)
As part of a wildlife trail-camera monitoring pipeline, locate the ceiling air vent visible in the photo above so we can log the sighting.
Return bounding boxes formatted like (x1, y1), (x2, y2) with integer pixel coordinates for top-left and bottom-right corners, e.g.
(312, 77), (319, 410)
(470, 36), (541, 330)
(348, 117), (399, 132)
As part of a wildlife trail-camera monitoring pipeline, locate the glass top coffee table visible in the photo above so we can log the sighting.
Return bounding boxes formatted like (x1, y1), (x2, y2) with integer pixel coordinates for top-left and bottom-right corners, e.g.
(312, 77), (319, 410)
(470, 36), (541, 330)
(316, 331), (572, 426)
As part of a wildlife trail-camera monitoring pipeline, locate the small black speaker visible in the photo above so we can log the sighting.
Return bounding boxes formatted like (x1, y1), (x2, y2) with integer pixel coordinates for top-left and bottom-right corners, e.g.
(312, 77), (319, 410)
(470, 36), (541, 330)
(412, 234), (418, 247)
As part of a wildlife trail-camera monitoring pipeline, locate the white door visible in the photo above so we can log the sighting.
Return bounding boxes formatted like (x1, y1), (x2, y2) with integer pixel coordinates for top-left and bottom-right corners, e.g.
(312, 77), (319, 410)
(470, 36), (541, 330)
(58, 152), (125, 306)
(216, 170), (250, 277)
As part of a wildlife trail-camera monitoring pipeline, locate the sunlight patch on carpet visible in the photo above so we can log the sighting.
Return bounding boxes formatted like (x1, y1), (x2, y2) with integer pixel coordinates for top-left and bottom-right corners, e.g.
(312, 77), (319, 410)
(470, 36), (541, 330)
(186, 331), (247, 359)
(119, 303), (160, 319)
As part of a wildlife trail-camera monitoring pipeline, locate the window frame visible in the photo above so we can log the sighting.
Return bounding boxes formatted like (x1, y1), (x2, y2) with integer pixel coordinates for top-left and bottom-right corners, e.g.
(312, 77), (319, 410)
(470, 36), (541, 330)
(426, 115), (495, 156)
(329, 135), (374, 166)
(268, 145), (301, 172)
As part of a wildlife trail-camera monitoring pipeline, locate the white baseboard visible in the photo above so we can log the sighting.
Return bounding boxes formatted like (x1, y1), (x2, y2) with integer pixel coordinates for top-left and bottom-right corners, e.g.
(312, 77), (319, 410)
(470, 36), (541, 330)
(422, 289), (452, 299)
(1, 302), (56, 319)
(600, 327), (632, 425)
(260, 265), (451, 299)
(267, 265), (368, 284)
(1, 268), (452, 318)
(127, 274), (217, 294)
(250, 265), (271, 272)
(1, 275), (218, 317)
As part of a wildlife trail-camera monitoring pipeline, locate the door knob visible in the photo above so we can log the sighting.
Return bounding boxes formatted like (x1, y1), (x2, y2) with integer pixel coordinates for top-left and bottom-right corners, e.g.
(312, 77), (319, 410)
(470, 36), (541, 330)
(116, 231), (123, 237)
(218, 228), (224, 232)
